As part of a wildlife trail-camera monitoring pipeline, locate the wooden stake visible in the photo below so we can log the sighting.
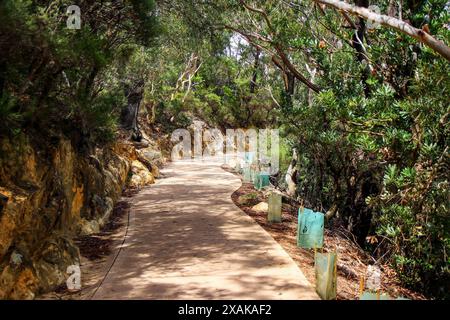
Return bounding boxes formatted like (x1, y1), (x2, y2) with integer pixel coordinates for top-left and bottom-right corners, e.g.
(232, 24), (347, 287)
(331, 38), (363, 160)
(359, 276), (365, 296)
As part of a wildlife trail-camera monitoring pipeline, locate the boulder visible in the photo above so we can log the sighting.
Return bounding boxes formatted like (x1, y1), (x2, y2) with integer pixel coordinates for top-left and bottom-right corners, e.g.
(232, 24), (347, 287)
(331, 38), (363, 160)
(80, 219), (100, 236)
(137, 147), (163, 168)
(129, 160), (155, 188)
(33, 235), (80, 293)
(132, 139), (150, 149)
(252, 202), (269, 212)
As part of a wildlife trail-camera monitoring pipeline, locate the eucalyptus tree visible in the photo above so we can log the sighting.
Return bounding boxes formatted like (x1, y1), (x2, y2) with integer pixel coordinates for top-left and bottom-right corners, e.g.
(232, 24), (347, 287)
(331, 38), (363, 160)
(185, 0), (450, 297)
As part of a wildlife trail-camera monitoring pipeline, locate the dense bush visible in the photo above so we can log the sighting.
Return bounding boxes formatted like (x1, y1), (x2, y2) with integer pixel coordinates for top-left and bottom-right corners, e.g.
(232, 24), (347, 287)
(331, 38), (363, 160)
(0, 0), (159, 143)
(175, 0), (449, 298)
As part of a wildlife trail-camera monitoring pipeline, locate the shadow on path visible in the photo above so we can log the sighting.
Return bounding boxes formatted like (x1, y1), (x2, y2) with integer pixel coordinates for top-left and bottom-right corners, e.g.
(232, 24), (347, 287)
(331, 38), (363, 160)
(93, 159), (318, 299)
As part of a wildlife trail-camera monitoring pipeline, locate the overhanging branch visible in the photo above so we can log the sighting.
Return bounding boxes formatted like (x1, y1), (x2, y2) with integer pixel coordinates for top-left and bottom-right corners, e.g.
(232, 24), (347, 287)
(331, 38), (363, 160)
(314, 0), (450, 62)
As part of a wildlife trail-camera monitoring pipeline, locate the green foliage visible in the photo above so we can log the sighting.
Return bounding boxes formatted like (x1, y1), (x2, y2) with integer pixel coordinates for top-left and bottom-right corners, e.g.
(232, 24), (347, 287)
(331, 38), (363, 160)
(0, 0), (448, 299)
(370, 58), (450, 298)
(0, 93), (22, 133)
(0, 0), (159, 142)
(220, 0), (450, 298)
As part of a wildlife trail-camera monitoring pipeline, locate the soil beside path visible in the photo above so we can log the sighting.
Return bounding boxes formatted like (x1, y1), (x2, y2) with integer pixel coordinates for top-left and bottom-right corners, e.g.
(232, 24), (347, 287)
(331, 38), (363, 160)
(92, 158), (318, 299)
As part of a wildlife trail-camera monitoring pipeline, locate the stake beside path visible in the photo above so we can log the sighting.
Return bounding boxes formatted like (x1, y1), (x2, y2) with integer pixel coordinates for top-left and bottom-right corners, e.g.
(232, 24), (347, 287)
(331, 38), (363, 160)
(268, 193), (282, 223)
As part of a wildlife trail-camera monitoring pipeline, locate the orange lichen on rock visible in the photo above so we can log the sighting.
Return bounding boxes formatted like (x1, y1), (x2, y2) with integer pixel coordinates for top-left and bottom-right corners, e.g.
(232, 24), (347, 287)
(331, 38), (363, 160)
(71, 184), (84, 220)
(9, 268), (38, 300)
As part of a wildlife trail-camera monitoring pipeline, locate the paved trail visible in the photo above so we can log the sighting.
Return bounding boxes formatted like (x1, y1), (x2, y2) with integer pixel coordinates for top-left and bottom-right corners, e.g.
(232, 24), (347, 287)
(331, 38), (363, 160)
(93, 159), (318, 299)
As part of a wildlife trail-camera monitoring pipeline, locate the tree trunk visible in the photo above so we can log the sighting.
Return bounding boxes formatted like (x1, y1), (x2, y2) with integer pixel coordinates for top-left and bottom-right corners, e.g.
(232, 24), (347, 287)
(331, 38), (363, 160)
(121, 80), (145, 141)
(352, 0), (370, 96)
(250, 48), (261, 93)
(286, 149), (298, 197)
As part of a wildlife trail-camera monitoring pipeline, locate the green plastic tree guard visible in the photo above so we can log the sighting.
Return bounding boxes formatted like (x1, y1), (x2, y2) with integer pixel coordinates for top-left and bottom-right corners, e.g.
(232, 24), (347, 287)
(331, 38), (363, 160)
(268, 193), (282, 223)
(359, 292), (392, 300)
(315, 251), (337, 300)
(251, 169), (258, 184)
(243, 166), (251, 182)
(359, 292), (408, 300)
(297, 208), (324, 248)
(254, 173), (270, 190)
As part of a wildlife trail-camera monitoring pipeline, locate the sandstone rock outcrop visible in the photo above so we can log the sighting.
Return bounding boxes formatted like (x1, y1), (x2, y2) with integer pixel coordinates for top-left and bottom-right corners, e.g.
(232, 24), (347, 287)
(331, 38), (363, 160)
(0, 134), (163, 299)
(129, 160), (155, 188)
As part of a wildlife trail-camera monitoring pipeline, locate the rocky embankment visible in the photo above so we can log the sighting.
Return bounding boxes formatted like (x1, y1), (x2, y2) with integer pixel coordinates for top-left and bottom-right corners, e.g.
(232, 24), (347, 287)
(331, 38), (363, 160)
(0, 132), (165, 299)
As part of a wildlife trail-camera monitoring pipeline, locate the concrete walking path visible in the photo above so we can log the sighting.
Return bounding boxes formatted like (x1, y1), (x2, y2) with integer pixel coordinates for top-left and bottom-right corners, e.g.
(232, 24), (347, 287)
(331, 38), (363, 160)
(92, 159), (318, 299)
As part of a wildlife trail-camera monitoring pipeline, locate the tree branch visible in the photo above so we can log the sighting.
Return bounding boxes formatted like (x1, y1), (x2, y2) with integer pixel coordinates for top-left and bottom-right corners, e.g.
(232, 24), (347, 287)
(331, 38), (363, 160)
(239, 0), (275, 33)
(274, 47), (321, 93)
(314, 0), (450, 62)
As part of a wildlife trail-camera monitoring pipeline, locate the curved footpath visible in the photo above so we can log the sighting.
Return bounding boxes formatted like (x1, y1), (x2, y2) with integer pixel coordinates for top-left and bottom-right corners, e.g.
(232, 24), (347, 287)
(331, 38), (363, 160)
(92, 158), (318, 299)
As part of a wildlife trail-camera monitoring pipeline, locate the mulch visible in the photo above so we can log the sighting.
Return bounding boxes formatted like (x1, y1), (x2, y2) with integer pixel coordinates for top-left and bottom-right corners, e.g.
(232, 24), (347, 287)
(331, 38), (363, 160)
(226, 166), (426, 300)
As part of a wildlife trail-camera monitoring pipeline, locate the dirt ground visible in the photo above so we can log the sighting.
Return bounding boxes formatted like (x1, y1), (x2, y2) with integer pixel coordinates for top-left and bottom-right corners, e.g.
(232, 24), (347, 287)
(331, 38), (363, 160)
(225, 166), (426, 300)
(37, 189), (138, 300)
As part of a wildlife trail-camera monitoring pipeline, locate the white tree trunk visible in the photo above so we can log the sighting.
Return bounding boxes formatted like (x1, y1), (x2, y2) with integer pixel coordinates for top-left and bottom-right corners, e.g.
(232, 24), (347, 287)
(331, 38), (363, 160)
(285, 149), (298, 197)
(315, 0), (450, 62)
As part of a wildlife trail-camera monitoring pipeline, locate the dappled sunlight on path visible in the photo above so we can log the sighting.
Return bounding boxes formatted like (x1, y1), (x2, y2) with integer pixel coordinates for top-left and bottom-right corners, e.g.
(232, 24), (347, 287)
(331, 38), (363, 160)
(93, 159), (318, 299)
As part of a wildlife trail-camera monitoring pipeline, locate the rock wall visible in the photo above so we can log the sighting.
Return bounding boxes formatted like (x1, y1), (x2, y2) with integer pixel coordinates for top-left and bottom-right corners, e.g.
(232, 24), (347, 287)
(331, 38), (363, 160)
(0, 134), (163, 299)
